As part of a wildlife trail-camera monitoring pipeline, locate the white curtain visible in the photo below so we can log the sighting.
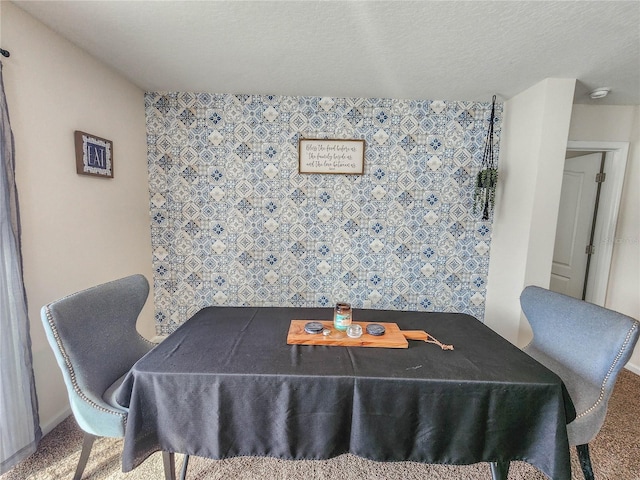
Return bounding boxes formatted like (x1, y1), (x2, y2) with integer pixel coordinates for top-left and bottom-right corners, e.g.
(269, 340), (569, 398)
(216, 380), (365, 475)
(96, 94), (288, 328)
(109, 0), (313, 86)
(0, 61), (42, 474)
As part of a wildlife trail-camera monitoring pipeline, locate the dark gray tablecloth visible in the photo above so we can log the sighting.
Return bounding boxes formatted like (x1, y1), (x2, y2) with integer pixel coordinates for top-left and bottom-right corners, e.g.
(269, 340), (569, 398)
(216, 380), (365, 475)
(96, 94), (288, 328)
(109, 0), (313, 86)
(116, 307), (575, 479)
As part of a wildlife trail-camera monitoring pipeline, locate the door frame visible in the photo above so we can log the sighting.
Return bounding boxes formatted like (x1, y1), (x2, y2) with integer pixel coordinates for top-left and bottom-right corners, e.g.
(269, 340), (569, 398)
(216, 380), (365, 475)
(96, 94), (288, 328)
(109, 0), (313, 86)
(565, 141), (629, 306)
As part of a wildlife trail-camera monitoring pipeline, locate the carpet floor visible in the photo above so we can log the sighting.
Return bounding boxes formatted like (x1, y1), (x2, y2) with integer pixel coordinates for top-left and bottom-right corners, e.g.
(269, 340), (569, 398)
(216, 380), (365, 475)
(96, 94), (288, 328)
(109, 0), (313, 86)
(3, 369), (639, 479)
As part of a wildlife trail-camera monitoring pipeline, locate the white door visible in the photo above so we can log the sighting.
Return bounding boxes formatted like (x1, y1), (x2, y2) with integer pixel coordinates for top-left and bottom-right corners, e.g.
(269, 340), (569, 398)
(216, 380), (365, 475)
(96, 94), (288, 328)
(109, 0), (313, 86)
(550, 153), (602, 299)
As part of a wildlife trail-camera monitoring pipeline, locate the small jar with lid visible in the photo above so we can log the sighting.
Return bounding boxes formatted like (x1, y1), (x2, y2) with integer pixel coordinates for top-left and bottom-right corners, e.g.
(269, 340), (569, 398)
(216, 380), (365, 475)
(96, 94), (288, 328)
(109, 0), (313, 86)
(333, 302), (352, 331)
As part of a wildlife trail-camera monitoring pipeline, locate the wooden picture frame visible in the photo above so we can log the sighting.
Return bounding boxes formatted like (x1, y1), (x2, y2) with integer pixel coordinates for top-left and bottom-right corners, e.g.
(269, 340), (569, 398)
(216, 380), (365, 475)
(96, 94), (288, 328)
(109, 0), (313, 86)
(75, 130), (113, 178)
(298, 139), (365, 175)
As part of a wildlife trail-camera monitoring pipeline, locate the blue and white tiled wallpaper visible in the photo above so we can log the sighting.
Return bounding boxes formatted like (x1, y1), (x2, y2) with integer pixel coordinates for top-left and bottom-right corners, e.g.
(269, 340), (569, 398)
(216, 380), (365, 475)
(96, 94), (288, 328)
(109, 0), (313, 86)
(145, 93), (502, 335)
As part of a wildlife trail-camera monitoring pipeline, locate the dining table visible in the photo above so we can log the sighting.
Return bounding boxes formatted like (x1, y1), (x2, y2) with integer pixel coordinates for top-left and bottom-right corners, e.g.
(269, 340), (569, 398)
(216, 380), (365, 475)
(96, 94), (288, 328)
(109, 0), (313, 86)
(115, 306), (576, 480)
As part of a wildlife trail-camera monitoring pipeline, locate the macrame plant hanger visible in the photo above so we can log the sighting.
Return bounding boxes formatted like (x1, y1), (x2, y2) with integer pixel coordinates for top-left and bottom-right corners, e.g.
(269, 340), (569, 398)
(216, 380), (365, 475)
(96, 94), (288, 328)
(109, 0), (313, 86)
(474, 95), (498, 220)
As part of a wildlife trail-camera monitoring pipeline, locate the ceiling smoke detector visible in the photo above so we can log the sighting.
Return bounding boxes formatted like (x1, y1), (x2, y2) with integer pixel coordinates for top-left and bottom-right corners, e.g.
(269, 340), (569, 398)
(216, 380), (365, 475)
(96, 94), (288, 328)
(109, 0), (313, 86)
(589, 88), (611, 99)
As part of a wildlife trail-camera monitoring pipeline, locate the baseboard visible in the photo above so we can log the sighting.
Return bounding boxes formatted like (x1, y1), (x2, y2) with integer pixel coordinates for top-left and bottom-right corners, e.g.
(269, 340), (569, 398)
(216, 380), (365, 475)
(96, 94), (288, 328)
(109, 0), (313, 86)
(40, 407), (72, 436)
(625, 362), (640, 376)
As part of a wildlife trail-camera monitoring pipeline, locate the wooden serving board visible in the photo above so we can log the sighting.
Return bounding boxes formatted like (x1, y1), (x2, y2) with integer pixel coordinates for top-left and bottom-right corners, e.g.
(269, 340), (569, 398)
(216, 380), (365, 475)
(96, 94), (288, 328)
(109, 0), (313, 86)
(287, 320), (412, 348)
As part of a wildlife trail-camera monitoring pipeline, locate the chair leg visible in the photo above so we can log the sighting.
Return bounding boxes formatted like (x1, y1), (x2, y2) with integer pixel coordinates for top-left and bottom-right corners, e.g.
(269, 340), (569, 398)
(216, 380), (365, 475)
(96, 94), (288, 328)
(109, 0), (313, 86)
(576, 444), (595, 480)
(489, 461), (510, 480)
(72, 433), (96, 480)
(162, 451), (177, 480)
(180, 454), (190, 480)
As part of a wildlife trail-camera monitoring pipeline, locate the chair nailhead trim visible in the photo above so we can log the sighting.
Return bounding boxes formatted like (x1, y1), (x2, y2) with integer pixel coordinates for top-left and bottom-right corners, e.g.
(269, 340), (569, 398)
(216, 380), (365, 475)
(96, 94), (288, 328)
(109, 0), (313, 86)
(576, 322), (639, 419)
(44, 305), (127, 426)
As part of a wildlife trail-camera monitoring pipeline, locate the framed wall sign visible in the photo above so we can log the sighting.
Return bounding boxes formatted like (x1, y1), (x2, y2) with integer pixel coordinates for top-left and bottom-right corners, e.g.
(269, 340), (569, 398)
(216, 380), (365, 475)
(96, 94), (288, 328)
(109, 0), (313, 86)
(74, 130), (113, 178)
(298, 138), (365, 174)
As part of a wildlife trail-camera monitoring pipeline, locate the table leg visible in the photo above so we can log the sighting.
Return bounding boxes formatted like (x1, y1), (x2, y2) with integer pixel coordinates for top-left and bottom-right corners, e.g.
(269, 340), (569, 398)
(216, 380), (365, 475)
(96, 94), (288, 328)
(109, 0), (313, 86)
(180, 454), (190, 480)
(162, 451), (176, 480)
(490, 461), (510, 480)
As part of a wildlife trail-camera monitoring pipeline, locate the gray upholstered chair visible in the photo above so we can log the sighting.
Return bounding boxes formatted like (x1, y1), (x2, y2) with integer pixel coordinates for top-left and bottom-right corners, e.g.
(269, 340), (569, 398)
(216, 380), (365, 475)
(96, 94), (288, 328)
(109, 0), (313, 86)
(520, 286), (639, 480)
(40, 274), (158, 479)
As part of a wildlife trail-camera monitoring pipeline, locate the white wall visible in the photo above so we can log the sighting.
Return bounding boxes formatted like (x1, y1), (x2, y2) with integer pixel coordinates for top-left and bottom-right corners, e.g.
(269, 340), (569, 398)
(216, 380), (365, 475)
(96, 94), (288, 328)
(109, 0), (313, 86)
(568, 104), (640, 373)
(2, 2), (153, 434)
(484, 78), (576, 343)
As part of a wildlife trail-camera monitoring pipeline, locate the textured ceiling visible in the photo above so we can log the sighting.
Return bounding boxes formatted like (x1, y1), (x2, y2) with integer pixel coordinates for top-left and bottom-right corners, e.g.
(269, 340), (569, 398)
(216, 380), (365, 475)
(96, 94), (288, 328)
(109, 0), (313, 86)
(12, 0), (640, 105)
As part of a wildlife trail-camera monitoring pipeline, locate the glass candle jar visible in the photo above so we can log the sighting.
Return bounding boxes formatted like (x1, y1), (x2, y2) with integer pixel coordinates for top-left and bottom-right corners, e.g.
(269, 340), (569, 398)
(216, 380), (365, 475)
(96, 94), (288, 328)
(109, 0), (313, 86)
(346, 324), (363, 338)
(333, 302), (352, 331)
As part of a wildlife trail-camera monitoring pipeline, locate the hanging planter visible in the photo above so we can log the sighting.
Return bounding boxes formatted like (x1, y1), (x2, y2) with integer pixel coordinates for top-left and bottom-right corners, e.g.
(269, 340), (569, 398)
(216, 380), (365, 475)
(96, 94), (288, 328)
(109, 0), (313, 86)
(474, 95), (498, 220)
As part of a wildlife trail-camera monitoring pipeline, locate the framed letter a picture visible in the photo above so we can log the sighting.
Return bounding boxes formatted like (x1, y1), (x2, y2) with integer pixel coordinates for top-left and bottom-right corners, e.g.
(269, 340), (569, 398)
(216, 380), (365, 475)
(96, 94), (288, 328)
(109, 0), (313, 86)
(75, 130), (113, 178)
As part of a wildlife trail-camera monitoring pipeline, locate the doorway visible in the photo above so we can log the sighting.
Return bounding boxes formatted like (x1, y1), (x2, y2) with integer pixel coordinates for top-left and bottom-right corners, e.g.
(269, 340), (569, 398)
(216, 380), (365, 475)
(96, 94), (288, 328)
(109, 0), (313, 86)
(549, 141), (629, 306)
(550, 152), (603, 300)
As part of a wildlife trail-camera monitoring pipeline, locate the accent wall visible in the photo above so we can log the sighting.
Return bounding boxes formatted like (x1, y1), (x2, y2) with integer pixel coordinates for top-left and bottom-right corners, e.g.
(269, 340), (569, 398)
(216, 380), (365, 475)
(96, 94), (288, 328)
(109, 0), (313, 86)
(145, 93), (502, 334)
